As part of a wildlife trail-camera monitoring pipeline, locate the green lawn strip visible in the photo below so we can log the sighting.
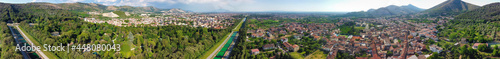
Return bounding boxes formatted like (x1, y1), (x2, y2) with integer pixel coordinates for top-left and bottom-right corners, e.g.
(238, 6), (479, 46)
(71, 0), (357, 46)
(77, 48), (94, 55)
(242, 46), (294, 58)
(354, 27), (365, 30)
(233, 18), (245, 31)
(479, 51), (493, 56)
(490, 44), (500, 47)
(199, 33), (231, 59)
(200, 18), (245, 59)
(290, 52), (304, 59)
(215, 33), (236, 58)
(18, 26), (59, 59)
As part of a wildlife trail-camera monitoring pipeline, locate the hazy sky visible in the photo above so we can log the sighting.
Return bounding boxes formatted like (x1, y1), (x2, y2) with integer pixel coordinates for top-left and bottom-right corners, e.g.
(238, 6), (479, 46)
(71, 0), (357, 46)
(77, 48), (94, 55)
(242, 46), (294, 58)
(0, 0), (499, 12)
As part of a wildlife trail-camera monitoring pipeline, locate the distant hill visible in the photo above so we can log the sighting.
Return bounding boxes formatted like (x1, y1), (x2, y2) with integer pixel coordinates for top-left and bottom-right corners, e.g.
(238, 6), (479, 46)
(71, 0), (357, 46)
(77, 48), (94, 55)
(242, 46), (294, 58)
(422, 0), (479, 16)
(342, 4), (424, 17)
(105, 6), (163, 13)
(55, 2), (108, 11)
(455, 2), (500, 20)
(8, 2), (189, 13)
(0, 2), (80, 22)
(54, 2), (165, 13)
(0, 2), (191, 22)
(211, 9), (231, 12)
(112, 11), (127, 17)
(162, 8), (190, 13)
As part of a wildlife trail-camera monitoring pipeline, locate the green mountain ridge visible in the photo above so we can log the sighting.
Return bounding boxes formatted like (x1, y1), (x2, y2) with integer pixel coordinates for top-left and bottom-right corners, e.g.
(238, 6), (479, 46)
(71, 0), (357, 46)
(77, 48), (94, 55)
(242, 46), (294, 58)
(455, 2), (500, 20)
(0, 2), (189, 13)
(0, 2), (79, 22)
(439, 2), (500, 43)
(0, 2), (193, 22)
(55, 2), (165, 13)
(422, 0), (480, 16)
(342, 4), (424, 17)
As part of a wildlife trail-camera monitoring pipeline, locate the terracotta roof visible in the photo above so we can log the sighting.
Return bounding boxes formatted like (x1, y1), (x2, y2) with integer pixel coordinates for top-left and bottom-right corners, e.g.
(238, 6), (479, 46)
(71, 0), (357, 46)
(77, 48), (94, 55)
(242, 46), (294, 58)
(352, 36), (362, 39)
(251, 49), (260, 52)
(293, 45), (299, 48)
(263, 44), (275, 48)
(474, 43), (488, 46)
(417, 55), (426, 59)
(283, 42), (292, 48)
(314, 36), (321, 39)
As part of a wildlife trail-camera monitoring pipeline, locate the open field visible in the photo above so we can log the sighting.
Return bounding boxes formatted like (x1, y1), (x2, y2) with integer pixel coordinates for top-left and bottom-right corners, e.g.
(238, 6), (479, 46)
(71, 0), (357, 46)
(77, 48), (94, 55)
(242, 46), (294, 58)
(290, 52), (304, 59)
(305, 50), (327, 59)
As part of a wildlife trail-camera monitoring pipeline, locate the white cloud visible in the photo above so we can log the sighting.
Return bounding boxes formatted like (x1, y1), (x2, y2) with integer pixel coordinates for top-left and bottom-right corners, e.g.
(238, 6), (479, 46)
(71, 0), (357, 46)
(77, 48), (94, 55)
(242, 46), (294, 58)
(330, 0), (500, 12)
(96, 0), (116, 2)
(463, 0), (499, 6)
(7, 0), (500, 12)
(94, 0), (253, 6)
(31, 0), (88, 3)
(98, 0), (175, 6)
(93, 0), (253, 12)
(66, 0), (85, 2)
(331, 0), (448, 12)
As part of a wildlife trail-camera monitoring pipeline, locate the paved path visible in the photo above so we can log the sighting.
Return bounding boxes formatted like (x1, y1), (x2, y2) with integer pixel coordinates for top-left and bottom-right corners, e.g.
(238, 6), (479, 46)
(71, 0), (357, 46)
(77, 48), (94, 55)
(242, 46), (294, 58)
(7, 25), (31, 59)
(15, 25), (49, 59)
(207, 18), (246, 59)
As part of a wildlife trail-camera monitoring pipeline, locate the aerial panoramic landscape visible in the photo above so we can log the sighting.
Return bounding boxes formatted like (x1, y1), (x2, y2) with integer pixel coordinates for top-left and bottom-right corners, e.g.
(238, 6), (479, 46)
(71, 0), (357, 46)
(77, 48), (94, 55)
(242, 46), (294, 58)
(1, 0), (500, 59)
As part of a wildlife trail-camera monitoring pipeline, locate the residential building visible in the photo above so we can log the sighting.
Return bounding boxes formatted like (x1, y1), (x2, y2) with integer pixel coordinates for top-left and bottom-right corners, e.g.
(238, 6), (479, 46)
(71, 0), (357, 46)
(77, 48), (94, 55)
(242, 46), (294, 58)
(251, 49), (260, 55)
(263, 44), (276, 50)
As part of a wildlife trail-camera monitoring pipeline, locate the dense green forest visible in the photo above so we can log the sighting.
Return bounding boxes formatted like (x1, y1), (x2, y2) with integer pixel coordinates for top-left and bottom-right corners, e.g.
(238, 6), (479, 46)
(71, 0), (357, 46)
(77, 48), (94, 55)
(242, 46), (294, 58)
(19, 19), (235, 58)
(0, 2), (239, 59)
(287, 34), (325, 56)
(0, 22), (24, 58)
(338, 21), (361, 35)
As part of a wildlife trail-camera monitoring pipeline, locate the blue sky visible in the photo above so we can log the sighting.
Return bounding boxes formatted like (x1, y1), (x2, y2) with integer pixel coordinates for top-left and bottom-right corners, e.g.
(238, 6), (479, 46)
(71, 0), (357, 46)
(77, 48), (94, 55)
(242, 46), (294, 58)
(0, 0), (499, 12)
